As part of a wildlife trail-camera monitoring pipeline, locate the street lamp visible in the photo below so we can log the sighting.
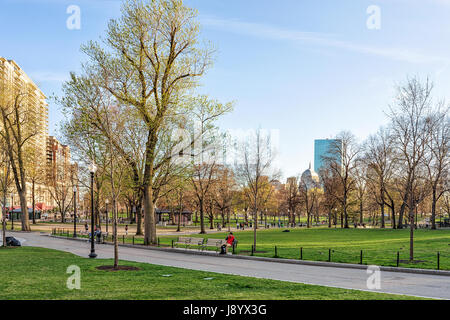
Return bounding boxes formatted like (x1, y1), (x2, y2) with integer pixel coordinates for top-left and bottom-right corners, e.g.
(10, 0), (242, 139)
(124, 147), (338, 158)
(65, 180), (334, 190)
(10, 193), (14, 230)
(88, 162), (97, 258)
(105, 199), (109, 234)
(73, 185), (77, 238)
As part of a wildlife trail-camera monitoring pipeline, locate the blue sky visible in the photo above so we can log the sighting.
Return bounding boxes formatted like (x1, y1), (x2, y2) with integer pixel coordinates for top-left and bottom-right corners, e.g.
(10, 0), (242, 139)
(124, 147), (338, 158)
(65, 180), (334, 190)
(1, 0), (450, 178)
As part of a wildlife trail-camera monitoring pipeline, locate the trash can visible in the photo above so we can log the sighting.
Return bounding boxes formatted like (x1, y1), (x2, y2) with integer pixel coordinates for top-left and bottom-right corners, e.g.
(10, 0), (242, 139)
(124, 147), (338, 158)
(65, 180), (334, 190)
(5, 237), (21, 247)
(220, 244), (227, 255)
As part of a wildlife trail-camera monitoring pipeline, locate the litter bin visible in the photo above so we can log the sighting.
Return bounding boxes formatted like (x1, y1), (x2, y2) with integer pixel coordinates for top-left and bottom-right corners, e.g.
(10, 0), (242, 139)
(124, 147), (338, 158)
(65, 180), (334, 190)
(5, 237), (21, 247)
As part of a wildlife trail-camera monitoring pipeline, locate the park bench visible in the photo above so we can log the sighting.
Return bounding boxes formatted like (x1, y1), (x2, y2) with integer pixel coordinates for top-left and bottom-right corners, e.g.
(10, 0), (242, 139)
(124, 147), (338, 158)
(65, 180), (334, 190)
(174, 236), (192, 248)
(202, 239), (227, 252)
(188, 237), (205, 249)
(174, 237), (205, 249)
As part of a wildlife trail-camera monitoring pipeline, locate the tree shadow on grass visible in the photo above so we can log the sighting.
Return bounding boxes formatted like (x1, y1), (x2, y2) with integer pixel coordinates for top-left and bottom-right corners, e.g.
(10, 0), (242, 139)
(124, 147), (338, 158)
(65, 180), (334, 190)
(96, 266), (141, 272)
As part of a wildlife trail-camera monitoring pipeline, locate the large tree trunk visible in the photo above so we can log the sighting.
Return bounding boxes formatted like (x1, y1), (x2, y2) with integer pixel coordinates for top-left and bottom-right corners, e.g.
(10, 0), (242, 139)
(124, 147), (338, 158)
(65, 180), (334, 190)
(409, 209), (415, 261)
(113, 198), (119, 269)
(61, 199), (65, 223)
(2, 192), (6, 246)
(409, 185), (415, 261)
(136, 203), (143, 235)
(199, 200), (206, 234)
(253, 210), (257, 251)
(398, 202), (406, 229)
(328, 211), (332, 228)
(380, 190), (385, 228)
(32, 180), (36, 224)
(18, 189), (30, 231)
(360, 201), (363, 225)
(307, 211), (311, 228)
(431, 189), (437, 230)
(391, 206), (396, 229)
(209, 213), (214, 230)
(343, 194), (349, 228)
(143, 184), (156, 245)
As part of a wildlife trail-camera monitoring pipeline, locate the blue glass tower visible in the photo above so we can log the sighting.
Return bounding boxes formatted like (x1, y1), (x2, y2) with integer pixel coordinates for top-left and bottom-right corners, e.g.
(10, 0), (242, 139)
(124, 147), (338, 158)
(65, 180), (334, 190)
(314, 139), (342, 173)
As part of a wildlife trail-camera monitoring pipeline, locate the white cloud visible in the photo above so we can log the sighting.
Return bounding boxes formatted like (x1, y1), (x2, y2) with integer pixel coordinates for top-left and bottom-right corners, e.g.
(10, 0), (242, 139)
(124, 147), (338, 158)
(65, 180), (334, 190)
(201, 16), (449, 65)
(29, 71), (69, 83)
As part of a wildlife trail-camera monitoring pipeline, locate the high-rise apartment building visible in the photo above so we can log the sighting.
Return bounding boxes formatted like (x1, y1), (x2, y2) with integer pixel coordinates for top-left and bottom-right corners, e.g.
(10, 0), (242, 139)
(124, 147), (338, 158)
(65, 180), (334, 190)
(0, 58), (49, 163)
(0, 58), (76, 214)
(47, 136), (73, 182)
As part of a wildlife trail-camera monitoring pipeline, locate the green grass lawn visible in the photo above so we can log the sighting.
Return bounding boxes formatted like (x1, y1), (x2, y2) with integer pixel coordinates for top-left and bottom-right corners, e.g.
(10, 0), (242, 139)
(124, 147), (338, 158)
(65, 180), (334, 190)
(0, 246), (424, 300)
(158, 227), (450, 270)
(51, 226), (450, 271)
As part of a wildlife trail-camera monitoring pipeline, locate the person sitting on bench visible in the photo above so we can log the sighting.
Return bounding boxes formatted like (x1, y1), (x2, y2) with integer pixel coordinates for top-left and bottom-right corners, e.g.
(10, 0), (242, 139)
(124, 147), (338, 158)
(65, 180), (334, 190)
(225, 232), (236, 253)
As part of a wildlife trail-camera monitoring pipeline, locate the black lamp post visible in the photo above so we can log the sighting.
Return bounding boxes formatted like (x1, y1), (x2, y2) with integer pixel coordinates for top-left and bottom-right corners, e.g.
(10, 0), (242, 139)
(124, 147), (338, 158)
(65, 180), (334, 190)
(105, 199), (109, 234)
(89, 162), (97, 258)
(10, 193), (14, 230)
(73, 185), (77, 238)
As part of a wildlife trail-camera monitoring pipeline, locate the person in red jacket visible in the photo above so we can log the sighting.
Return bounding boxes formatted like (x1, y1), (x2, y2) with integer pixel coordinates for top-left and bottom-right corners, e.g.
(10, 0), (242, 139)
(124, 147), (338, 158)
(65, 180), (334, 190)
(225, 232), (236, 253)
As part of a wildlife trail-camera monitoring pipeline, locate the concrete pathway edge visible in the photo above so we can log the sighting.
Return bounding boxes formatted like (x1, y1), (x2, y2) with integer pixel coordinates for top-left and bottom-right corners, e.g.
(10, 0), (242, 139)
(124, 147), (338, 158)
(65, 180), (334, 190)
(46, 234), (450, 277)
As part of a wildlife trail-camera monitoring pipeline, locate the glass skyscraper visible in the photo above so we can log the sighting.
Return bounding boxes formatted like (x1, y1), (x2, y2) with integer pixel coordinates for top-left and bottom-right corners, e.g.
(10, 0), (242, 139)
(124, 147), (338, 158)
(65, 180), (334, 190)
(314, 139), (342, 173)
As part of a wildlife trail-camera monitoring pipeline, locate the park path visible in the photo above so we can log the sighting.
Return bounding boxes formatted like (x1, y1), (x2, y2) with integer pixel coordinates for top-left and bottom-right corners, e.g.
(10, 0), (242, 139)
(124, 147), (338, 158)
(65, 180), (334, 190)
(3, 231), (450, 300)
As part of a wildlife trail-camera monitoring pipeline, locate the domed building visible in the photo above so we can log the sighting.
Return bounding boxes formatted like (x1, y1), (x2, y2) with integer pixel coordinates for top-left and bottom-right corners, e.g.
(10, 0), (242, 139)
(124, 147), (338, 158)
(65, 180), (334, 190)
(300, 163), (320, 189)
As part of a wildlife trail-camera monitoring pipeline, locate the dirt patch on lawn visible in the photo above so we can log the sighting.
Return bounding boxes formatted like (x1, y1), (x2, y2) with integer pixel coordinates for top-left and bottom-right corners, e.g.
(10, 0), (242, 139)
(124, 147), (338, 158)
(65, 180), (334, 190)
(96, 265), (141, 272)
(239, 250), (268, 254)
(398, 259), (427, 264)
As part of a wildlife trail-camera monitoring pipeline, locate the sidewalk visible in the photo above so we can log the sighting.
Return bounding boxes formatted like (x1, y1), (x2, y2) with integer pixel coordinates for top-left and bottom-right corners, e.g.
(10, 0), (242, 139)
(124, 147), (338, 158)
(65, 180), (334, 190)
(4, 230), (450, 300)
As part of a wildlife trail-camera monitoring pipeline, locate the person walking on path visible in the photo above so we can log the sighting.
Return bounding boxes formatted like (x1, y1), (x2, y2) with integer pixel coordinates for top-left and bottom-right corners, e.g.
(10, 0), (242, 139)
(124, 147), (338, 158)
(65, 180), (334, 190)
(125, 225), (128, 236)
(95, 226), (102, 243)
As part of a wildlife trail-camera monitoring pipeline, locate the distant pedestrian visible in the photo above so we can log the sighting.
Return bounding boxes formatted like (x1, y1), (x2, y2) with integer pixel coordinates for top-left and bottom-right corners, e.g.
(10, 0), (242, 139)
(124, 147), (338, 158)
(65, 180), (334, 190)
(125, 225), (128, 236)
(95, 226), (102, 243)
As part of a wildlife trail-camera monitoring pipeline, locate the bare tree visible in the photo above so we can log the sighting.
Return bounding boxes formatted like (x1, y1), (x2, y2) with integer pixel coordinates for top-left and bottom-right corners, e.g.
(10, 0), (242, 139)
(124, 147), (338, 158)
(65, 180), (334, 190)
(353, 158), (367, 226)
(235, 129), (279, 251)
(324, 131), (361, 229)
(191, 161), (217, 234)
(0, 146), (13, 246)
(285, 176), (300, 226)
(319, 167), (340, 228)
(0, 88), (39, 231)
(47, 161), (75, 223)
(388, 77), (434, 261)
(213, 165), (235, 232)
(299, 175), (319, 228)
(363, 127), (397, 228)
(423, 108), (449, 229)
(80, 0), (217, 245)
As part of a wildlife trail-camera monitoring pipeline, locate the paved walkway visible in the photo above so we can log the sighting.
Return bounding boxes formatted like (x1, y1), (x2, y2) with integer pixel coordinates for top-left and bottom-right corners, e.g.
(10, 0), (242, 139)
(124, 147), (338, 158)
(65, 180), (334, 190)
(11, 222), (241, 236)
(3, 231), (450, 299)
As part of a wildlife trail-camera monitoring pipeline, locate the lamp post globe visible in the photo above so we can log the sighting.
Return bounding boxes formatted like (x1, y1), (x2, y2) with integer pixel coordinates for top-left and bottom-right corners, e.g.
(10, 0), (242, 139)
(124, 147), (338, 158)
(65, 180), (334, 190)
(88, 162), (98, 258)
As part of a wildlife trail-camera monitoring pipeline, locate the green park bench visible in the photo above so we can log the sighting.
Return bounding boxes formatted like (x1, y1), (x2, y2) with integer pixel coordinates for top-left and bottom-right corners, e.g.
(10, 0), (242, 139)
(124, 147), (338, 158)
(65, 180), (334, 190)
(202, 239), (227, 252)
(174, 237), (205, 249)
